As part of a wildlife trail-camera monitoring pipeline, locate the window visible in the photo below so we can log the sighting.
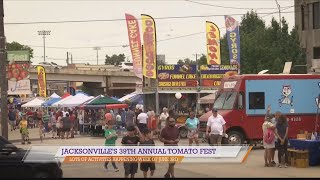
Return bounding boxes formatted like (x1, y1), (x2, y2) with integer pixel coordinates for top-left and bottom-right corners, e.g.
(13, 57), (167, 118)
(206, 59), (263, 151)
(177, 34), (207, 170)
(314, 47), (320, 59)
(124, 63), (133, 66)
(213, 91), (237, 110)
(313, 2), (320, 29)
(249, 92), (265, 110)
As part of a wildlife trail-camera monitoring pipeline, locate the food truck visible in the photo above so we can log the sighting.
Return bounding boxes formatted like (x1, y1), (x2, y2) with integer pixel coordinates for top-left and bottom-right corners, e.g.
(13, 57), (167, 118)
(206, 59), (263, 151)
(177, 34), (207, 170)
(199, 74), (320, 145)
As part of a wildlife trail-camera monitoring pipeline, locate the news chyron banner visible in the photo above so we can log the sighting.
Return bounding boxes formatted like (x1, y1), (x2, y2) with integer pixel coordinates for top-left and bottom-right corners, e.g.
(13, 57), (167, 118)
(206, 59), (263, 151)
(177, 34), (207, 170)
(225, 15), (241, 73)
(23, 146), (253, 164)
(206, 21), (221, 65)
(125, 13), (143, 79)
(141, 14), (157, 79)
(7, 51), (32, 95)
(37, 66), (47, 97)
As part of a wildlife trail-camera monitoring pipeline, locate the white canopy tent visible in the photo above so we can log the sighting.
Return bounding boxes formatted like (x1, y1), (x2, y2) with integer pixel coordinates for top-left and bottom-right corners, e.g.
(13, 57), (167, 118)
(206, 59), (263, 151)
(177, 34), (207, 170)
(60, 93), (94, 107)
(50, 93), (61, 98)
(21, 98), (45, 108)
(51, 95), (73, 107)
(119, 92), (139, 102)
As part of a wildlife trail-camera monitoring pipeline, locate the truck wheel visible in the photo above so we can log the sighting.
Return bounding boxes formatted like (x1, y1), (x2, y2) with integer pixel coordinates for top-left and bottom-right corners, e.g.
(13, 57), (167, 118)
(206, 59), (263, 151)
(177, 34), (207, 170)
(33, 172), (50, 178)
(226, 131), (244, 145)
(179, 127), (188, 138)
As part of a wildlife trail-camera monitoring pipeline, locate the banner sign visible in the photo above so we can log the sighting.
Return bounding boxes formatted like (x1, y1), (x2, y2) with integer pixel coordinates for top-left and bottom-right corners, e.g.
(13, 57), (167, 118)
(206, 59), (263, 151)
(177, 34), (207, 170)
(206, 21), (221, 65)
(200, 65), (238, 88)
(225, 16), (241, 72)
(7, 51), (31, 95)
(37, 66), (47, 97)
(141, 14), (157, 79)
(125, 13), (143, 79)
(157, 64), (197, 87)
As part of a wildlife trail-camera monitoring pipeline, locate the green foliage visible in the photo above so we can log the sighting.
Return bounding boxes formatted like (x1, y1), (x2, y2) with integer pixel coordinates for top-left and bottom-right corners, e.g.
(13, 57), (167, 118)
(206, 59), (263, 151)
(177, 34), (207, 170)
(105, 54), (126, 65)
(6, 41), (34, 59)
(177, 58), (196, 65)
(182, 11), (306, 74)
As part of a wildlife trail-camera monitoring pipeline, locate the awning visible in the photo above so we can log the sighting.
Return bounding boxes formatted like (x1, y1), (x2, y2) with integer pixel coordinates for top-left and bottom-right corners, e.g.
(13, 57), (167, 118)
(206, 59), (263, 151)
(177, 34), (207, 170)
(157, 90), (198, 94)
(199, 93), (216, 104)
(106, 104), (128, 109)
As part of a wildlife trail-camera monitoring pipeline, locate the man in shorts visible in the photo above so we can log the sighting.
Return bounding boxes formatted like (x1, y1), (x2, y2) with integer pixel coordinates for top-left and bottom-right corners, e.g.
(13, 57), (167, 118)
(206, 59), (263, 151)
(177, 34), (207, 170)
(160, 117), (180, 178)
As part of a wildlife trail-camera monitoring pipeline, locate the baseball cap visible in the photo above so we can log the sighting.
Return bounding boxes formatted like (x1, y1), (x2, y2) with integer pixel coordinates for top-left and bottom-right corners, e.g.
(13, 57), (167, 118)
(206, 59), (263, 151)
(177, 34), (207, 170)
(212, 108), (218, 112)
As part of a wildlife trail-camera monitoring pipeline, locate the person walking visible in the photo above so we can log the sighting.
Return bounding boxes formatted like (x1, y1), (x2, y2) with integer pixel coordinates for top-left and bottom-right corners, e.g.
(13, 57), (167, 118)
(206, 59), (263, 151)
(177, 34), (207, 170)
(61, 113), (72, 139)
(206, 109), (226, 145)
(50, 112), (57, 139)
(19, 115), (31, 144)
(185, 111), (200, 146)
(159, 107), (169, 130)
(8, 109), (17, 131)
(137, 110), (148, 132)
(125, 107), (135, 128)
(104, 120), (119, 172)
(160, 117), (180, 178)
(275, 115), (289, 168)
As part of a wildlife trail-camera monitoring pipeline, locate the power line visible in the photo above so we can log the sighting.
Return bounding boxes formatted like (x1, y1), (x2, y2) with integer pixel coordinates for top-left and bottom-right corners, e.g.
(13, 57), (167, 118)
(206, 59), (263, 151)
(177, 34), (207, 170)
(184, 0), (294, 10)
(5, 10), (295, 25)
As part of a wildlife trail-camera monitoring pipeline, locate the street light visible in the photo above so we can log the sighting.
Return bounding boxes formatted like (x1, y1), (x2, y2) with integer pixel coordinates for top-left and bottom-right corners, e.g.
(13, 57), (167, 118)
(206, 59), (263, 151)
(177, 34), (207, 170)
(38, 30), (51, 62)
(93, 47), (101, 65)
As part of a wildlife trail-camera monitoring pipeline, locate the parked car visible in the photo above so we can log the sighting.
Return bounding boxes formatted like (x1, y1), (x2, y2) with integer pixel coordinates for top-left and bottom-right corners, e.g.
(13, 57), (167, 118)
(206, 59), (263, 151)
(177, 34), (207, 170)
(36, 62), (62, 69)
(119, 62), (133, 71)
(0, 136), (63, 178)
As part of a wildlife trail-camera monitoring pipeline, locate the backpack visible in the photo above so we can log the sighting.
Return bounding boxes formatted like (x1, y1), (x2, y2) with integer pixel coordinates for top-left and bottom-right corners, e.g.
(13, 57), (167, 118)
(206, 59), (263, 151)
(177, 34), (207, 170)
(264, 128), (275, 144)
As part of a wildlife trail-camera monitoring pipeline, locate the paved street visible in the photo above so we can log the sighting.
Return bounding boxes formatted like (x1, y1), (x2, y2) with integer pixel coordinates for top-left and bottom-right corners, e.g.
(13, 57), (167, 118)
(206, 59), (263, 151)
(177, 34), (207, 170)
(7, 128), (320, 178)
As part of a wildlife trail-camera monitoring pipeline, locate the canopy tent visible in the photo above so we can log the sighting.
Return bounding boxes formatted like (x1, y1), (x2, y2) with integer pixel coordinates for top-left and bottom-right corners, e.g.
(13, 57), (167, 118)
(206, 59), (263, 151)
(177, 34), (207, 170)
(51, 95), (73, 107)
(130, 94), (143, 104)
(88, 96), (122, 105)
(199, 93), (217, 104)
(21, 98), (45, 108)
(42, 98), (61, 107)
(119, 92), (139, 102)
(61, 92), (71, 99)
(50, 93), (61, 98)
(60, 93), (94, 107)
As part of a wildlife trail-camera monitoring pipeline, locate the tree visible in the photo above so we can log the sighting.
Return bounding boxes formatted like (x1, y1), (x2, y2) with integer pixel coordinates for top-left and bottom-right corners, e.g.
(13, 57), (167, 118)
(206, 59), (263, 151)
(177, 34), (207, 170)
(105, 54), (126, 65)
(219, 11), (306, 74)
(6, 41), (34, 59)
(177, 58), (196, 65)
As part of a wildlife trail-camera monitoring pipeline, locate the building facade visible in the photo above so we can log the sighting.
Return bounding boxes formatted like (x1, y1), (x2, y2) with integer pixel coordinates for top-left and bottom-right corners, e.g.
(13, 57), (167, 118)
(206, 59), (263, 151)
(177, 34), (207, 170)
(295, 0), (320, 71)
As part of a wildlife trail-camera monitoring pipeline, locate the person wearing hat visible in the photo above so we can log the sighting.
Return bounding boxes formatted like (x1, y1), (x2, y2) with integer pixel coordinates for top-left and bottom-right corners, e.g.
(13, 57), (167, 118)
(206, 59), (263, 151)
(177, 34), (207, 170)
(206, 108), (226, 145)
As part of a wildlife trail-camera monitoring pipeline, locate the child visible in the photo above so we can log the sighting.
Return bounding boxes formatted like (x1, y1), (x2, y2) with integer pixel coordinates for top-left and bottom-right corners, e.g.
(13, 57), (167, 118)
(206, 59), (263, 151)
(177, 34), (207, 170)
(104, 120), (119, 172)
(139, 129), (156, 178)
(20, 116), (31, 144)
(262, 116), (276, 167)
(39, 120), (45, 142)
(121, 125), (140, 178)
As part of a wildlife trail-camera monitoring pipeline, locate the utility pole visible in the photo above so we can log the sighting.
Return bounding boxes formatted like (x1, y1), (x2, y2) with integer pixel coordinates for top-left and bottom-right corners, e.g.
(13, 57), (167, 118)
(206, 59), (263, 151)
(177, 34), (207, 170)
(93, 47), (101, 65)
(275, 0), (282, 29)
(194, 53), (202, 114)
(37, 30), (51, 62)
(0, 0), (8, 139)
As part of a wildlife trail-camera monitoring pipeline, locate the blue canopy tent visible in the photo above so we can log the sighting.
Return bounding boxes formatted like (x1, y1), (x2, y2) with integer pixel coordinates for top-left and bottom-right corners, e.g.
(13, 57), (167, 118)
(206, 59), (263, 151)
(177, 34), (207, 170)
(42, 98), (61, 107)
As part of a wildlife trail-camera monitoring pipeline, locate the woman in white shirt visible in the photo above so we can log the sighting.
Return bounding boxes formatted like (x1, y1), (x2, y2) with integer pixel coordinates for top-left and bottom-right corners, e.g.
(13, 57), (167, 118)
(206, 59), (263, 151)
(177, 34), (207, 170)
(159, 107), (169, 130)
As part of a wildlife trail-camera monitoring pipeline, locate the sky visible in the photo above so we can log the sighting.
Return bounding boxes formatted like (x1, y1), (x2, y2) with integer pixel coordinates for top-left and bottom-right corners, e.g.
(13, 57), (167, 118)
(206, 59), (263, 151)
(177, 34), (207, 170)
(4, 0), (295, 65)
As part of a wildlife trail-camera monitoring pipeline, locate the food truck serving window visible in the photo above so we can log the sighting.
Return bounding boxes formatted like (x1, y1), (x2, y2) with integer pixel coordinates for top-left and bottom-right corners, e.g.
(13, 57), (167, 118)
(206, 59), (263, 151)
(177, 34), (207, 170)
(213, 92), (237, 110)
(249, 92), (265, 109)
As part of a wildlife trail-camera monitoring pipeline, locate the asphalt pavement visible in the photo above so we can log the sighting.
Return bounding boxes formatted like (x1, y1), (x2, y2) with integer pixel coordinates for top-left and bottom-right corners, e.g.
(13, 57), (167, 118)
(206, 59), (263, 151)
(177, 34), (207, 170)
(7, 128), (320, 178)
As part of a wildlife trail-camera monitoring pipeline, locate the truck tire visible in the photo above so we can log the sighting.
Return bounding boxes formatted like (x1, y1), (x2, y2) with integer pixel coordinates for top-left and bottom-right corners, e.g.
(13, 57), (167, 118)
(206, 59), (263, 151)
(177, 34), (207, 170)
(179, 127), (188, 138)
(226, 131), (244, 145)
